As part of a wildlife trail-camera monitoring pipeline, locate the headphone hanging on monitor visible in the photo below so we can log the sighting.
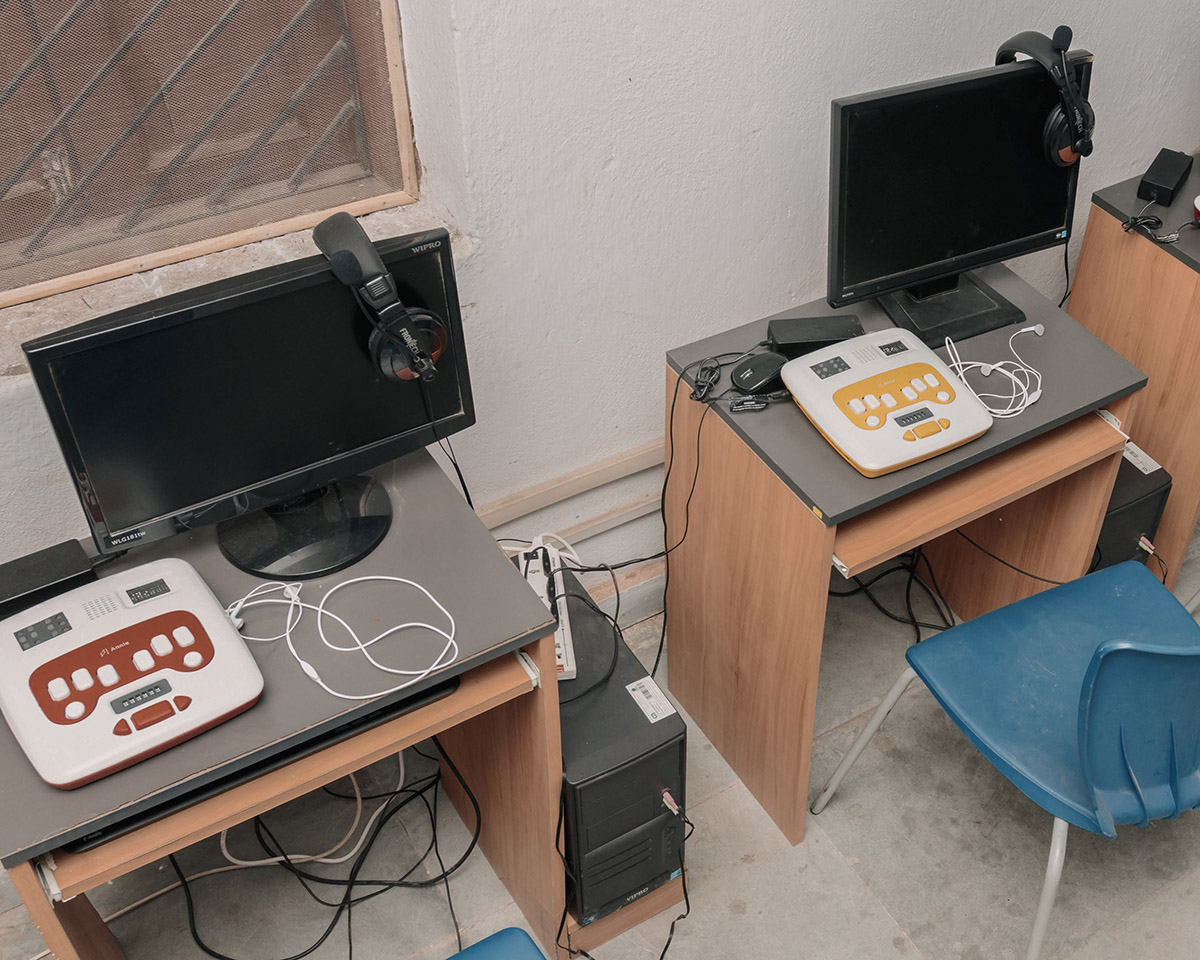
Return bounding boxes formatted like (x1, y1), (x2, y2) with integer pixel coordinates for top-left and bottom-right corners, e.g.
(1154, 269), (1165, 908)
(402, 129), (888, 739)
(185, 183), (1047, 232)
(312, 212), (445, 382)
(996, 25), (1094, 168)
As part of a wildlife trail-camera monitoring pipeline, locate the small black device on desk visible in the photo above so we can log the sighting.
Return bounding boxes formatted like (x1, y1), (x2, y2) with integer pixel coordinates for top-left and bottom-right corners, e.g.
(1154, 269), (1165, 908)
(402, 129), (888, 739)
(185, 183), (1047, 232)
(0, 541), (95, 621)
(766, 314), (864, 358)
(1138, 149), (1194, 206)
(730, 351), (788, 393)
(558, 575), (686, 925)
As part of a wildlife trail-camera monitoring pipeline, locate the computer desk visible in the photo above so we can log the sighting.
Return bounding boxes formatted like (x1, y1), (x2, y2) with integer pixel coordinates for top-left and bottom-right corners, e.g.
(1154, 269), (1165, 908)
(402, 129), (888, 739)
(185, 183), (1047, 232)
(663, 263), (1146, 845)
(0, 452), (681, 959)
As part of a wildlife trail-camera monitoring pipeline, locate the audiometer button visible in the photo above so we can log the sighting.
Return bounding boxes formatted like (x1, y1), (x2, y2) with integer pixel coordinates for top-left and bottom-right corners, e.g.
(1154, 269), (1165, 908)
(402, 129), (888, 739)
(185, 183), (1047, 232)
(865, 415), (881, 428)
(882, 393), (897, 408)
(902, 386), (918, 401)
(113, 719), (132, 736)
(936, 390), (950, 402)
(924, 373), (940, 387)
(183, 651), (204, 669)
(911, 377), (928, 392)
(864, 394), (880, 409)
(174, 696), (192, 711)
(938, 418), (951, 429)
(64, 701), (85, 721)
(97, 664), (120, 687)
(70, 668), (94, 691)
(47, 677), (70, 702)
(913, 421), (942, 439)
(902, 430), (917, 442)
(131, 700), (175, 730)
(151, 633), (173, 656)
(173, 626), (196, 647)
(849, 398), (866, 414)
(132, 649), (154, 672)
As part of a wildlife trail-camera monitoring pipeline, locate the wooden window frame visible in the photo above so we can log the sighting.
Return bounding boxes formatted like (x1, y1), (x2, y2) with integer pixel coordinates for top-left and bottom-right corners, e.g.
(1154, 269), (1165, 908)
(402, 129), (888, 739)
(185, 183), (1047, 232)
(0, 0), (418, 311)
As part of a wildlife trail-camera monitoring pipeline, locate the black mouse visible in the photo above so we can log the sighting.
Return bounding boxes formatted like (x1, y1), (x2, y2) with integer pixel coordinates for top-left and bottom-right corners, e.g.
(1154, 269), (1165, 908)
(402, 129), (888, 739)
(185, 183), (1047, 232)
(731, 351), (788, 394)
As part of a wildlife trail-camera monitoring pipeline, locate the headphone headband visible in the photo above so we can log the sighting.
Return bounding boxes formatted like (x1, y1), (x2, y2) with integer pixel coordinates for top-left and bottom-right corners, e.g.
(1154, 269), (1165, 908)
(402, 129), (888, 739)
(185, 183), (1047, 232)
(996, 26), (1094, 166)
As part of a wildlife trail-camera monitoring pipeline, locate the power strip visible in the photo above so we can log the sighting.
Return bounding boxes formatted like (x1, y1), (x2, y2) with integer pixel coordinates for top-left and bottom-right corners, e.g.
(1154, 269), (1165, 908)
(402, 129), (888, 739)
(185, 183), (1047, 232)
(518, 540), (576, 681)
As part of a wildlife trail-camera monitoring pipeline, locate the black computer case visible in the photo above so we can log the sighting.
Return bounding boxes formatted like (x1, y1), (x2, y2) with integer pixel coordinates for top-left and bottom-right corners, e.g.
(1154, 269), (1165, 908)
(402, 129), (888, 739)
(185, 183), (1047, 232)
(1094, 449), (1172, 571)
(558, 583), (687, 925)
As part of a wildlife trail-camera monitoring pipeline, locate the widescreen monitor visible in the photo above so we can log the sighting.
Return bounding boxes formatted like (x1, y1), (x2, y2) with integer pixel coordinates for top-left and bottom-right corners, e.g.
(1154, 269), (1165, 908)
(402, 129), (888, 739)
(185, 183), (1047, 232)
(24, 228), (473, 579)
(828, 53), (1092, 342)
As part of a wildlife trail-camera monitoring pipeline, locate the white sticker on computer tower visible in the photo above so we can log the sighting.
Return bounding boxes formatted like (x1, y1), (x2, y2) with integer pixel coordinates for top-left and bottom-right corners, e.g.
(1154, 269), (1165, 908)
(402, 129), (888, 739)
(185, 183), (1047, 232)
(1122, 441), (1162, 476)
(625, 678), (677, 723)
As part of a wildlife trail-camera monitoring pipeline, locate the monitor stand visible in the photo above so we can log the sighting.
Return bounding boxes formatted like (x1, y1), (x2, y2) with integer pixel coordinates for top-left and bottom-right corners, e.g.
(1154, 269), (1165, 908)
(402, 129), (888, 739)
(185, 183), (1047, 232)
(878, 272), (1024, 347)
(216, 475), (392, 580)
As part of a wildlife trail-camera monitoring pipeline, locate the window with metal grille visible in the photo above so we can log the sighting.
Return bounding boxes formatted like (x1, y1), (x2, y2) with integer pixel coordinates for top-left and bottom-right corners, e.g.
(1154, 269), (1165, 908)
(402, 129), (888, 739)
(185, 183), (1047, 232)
(0, 0), (416, 305)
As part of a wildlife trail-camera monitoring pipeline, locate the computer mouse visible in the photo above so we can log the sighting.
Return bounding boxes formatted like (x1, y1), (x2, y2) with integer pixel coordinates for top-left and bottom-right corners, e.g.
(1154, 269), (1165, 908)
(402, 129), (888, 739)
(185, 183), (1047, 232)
(731, 351), (788, 394)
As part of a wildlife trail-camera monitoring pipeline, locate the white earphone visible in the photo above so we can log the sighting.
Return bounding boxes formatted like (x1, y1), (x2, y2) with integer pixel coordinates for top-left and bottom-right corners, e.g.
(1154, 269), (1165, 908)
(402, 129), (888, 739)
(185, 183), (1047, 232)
(226, 576), (458, 701)
(945, 325), (1045, 419)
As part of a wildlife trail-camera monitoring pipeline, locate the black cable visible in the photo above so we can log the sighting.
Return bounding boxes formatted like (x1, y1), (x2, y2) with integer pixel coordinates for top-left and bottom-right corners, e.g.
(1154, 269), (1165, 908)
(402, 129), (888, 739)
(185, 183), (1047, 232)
(558, 586), (623, 706)
(417, 375), (474, 509)
(1058, 242), (1071, 308)
(955, 529), (1065, 585)
(657, 816), (695, 960)
(1154, 553), (1169, 583)
(1122, 198), (1200, 245)
(429, 774), (462, 953)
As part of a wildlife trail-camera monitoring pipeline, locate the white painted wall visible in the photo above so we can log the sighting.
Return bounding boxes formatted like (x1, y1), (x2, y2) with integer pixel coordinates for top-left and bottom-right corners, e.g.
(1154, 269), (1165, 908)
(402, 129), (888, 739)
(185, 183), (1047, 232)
(2, 0), (1198, 566)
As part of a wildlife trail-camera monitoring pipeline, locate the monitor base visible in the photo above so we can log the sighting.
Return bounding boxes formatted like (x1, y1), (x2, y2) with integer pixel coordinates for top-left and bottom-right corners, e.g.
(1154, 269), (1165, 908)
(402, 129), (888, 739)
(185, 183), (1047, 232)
(216, 475), (392, 580)
(879, 272), (1025, 347)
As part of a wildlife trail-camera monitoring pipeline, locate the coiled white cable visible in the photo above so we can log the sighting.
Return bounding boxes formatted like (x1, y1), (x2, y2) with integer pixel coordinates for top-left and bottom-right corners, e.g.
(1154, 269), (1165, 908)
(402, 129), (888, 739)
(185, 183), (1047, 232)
(945, 325), (1045, 419)
(225, 576), (458, 701)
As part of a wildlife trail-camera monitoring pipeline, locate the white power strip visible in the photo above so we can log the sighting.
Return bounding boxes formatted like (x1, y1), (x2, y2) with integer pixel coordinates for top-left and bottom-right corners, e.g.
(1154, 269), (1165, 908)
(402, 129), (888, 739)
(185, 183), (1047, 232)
(518, 540), (577, 681)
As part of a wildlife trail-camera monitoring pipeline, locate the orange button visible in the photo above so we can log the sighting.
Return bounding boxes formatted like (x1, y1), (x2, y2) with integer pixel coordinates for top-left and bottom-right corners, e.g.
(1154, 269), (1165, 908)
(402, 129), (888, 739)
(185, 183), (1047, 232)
(913, 421), (942, 439)
(131, 700), (175, 730)
(174, 696), (192, 711)
(938, 418), (950, 429)
(902, 430), (917, 441)
(113, 719), (132, 736)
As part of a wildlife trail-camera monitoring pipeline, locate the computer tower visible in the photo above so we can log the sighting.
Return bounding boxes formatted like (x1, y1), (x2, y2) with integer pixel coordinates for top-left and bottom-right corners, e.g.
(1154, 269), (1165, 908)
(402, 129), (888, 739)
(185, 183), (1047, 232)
(1094, 447), (1172, 570)
(558, 585), (687, 925)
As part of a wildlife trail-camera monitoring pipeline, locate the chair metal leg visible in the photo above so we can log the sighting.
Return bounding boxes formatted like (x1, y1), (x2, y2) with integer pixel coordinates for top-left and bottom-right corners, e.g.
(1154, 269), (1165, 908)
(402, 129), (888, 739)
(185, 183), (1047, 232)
(1025, 817), (1069, 960)
(810, 665), (918, 814)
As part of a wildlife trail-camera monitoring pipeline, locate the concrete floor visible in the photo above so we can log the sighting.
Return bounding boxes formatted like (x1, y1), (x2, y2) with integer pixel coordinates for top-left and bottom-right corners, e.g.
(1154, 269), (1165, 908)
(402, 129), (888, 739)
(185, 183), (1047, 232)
(6, 543), (1200, 960)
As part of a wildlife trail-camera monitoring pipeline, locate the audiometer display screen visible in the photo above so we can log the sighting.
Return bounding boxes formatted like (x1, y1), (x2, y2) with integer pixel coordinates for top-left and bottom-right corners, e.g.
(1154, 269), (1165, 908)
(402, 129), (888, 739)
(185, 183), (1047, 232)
(37, 243), (467, 537)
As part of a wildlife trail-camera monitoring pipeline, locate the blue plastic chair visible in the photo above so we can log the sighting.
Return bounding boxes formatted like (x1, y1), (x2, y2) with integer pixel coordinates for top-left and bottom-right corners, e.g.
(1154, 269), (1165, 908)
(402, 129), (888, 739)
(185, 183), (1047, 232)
(448, 927), (544, 959)
(810, 561), (1200, 960)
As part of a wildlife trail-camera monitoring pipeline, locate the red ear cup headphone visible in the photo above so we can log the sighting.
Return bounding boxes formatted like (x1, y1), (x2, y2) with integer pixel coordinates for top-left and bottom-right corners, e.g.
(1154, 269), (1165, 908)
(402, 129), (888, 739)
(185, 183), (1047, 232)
(368, 308), (448, 380)
(313, 212), (442, 382)
(996, 25), (1095, 168)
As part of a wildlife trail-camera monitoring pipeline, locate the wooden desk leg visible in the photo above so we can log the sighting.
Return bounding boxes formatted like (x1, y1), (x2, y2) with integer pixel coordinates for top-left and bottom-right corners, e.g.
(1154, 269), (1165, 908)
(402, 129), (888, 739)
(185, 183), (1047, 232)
(663, 369), (836, 845)
(437, 631), (565, 955)
(924, 401), (1132, 619)
(7, 862), (124, 960)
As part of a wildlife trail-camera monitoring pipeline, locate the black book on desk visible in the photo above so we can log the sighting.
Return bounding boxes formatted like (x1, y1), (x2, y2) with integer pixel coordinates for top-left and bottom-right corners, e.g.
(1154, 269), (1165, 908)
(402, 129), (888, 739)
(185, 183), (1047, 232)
(558, 576), (687, 925)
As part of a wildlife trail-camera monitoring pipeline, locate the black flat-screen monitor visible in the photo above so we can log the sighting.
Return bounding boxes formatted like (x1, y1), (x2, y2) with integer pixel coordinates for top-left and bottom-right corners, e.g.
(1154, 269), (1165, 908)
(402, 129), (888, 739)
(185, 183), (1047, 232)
(828, 53), (1092, 342)
(24, 228), (474, 578)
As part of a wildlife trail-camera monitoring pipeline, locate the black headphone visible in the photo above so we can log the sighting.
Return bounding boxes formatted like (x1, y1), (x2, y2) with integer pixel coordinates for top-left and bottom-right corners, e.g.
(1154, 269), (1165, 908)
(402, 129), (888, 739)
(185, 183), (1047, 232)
(996, 25), (1095, 168)
(312, 212), (445, 382)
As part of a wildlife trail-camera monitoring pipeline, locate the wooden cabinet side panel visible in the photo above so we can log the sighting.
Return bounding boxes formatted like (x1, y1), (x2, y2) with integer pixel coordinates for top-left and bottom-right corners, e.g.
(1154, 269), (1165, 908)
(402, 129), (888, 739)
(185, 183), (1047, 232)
(7, 862), (125, 960)
(924, 449), (1123, 620)
(437, 632), (565, 956)
(663, 368), (836, 844)
(1070, 206), (1200, 587)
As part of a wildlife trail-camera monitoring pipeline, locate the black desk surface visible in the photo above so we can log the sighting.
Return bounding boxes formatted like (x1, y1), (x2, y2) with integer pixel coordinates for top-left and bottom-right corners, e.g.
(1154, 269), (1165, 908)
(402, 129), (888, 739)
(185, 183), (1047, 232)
(0, 450), (554, 867)
(666, 264), (1146, 526)
(1092, 152), (1200, 275)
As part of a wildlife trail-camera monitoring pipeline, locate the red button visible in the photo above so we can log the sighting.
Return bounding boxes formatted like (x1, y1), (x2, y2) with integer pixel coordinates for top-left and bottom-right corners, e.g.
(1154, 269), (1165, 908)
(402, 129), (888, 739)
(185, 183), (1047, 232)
(113, 719), (132, 736)
(174, 696), (192, 711)
(131, 700), (175, 730)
